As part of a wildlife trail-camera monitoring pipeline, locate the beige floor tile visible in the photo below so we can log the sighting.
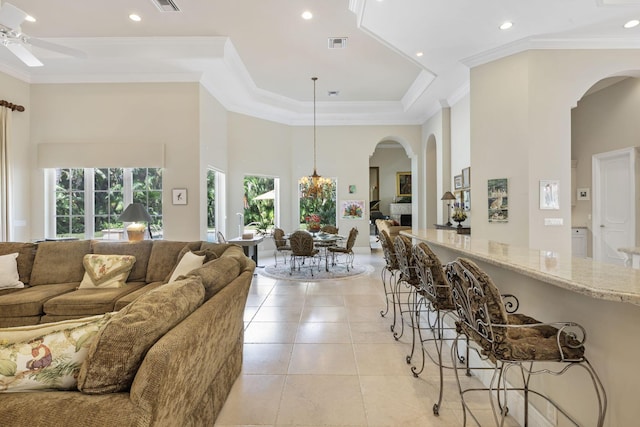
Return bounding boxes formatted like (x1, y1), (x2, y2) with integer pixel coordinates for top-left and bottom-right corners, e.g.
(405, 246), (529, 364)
(215, 374), (285, 426)
(300, 305), (349, 322)
(350, 321), (399, 344)
(242, 343), (293, 375)
(262, 294), (306, 308)
(243, 306), (259, 322)
(306, 281), (343, 295)
(303, 294), (345, 306)
(276, 375), (367, 426)
(244, 321), (299, 343)
(344, 293), (386, 307)
(295, 321), (352, 343)
(253, 305), (303, 322)
(270, 283), (308, 295)
(354, 342), (415, 376)
(245, 293), (268, 307)
(347, 305), (391, 323)
(288, 343), (357, 375)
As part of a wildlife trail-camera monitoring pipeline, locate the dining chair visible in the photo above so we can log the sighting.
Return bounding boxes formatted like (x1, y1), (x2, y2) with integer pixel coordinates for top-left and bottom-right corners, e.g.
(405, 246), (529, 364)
(288, 230), (320, 276)
(446, 257), (607, 427)
(272, 227), (291, 266)
(328, 227), (358, 270)
(320, 224), (339, 234)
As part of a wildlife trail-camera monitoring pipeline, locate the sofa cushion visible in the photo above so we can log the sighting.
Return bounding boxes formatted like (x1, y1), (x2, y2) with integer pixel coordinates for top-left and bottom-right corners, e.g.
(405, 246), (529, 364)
(165, 245), (218, 283)
(77, 276), (205, 394)
(0, 253), (23, 289)
(43, 282), (147, 316)
(113, 282), (162, 311)
(78, 254), (136, 289)
(167, 251), (205, 283)
(0, 313), (111, 392)
(30, 241), (92, 286)
(0, 316), (41, 328)
(145, 241), (200, 284)
(91, 240), (153, 282)
(0, 242), (37, 286)
(0, 283), (78, 318)
(200, 242), (250, 270)
(182, 257), (242, 301)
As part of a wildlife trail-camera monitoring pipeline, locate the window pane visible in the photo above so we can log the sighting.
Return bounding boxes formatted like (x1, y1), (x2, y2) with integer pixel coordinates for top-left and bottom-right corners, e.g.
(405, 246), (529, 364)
(147, 169), (162, 189)
(110, 168), (123, 188)
(95, 192), (108, 215)
(95, 168), (108, 191)
(207, 170), (215, 229)
(71, 216), (85, 235)
(243, 176), (275, 234)
(56, 169), (70, 189)
(133, 191), (146, 205)
(71, 169), (84, 190)
(56, 194), (70, 215)
(299, 178), (337, 227)
(56, 217), (70, 235)
(148, 194), (162, 215)
(71, 192), (85, 215)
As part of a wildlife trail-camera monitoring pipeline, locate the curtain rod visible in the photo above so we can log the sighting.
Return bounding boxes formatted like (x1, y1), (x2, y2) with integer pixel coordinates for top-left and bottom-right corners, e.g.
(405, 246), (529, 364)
(0, 100), (25, 112)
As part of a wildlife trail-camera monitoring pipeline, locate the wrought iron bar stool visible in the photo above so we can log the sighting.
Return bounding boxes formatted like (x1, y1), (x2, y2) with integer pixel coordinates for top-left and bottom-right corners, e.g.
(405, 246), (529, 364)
(411, 242), (470, 416)
(378, 230), (399, 321)
(446, 257), (607, 427)
(391, 235), (420, 347)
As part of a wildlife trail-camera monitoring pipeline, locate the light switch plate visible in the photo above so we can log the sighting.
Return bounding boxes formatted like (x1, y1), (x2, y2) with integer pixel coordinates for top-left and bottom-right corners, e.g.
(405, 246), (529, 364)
(544, 218), (563, 226)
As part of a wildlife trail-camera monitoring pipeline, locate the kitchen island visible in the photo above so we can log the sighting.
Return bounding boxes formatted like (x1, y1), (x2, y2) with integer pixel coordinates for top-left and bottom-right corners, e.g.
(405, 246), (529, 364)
(402, 228), (640, 426)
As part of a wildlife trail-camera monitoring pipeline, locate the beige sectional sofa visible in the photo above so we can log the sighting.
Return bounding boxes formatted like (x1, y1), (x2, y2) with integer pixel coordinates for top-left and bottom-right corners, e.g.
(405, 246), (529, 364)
(0, 239), (255, 426)
(375, 219), (411, 241)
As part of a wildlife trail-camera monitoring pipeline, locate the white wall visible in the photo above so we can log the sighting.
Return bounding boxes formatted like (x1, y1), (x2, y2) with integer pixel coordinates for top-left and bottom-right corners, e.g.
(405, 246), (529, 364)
(571, 77), (640, 254)
(450, 94), (471, 226)
(470, 49), (640, 253)
(28, 82), (205, 241)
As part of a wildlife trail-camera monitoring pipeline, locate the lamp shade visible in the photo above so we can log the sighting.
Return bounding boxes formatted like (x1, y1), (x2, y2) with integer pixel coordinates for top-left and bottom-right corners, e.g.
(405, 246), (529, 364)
(118, 203), (152, 223)
(441, 191), (456, 201)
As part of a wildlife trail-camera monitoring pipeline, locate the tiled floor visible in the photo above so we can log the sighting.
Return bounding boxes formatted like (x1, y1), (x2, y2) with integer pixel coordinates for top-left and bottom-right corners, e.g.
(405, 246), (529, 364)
(215, 250), (518, 427)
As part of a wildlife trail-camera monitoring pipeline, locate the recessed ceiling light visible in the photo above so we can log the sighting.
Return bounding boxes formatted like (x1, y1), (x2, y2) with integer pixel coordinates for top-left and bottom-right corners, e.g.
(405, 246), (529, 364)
(302, 11), (313, 20)
(25, 15), (36, 23)
(416, 52), (424, 57)
(129, 14), (142, 22)
(499, 21), (513, 30)
(624, 19), (639, 29)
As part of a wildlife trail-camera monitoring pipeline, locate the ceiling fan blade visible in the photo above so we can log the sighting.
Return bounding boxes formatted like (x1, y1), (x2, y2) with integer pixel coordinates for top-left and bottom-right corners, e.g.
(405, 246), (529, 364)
(6, 42), (43, 66)
(28, 37), (87, 59)
(0, 3), (27, 30)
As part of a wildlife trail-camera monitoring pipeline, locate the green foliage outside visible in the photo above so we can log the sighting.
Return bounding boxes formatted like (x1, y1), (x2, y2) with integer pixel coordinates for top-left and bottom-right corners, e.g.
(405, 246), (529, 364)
(207, 170), (215, 229)
(243, 176), (275, 235)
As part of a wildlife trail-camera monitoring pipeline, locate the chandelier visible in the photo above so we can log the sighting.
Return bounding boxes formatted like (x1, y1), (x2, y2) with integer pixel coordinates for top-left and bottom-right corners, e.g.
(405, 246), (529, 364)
(300, 76), (332, 199)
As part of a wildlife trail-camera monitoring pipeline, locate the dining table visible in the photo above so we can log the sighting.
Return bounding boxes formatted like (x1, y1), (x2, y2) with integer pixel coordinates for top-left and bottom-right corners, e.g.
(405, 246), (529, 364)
(311, 232), (344, 271)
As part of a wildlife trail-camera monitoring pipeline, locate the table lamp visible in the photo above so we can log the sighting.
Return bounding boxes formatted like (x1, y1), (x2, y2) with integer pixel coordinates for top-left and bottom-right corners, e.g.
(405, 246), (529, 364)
(119, 203), (153, 241)
(441, 191), (456, 226)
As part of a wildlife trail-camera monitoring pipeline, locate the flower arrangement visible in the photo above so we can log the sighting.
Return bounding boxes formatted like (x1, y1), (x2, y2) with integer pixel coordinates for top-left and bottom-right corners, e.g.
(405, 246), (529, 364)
(451, 203), (467, 224)
(305, 213), (321, 232)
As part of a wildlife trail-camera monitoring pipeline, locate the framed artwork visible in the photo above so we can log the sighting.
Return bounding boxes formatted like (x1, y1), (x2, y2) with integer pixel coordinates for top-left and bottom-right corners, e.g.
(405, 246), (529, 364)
(487, 178), (508, 223)
(396, 172), (411, 197)
(454, 174), (463, 190)
(348, 184), (356, 194)
(577, 187), (590, 201)
(172, 188), (188, 205)
(463, 189), (471, 211)
(462, 167), (471, 188)
(341, 200), (365, 219)
(539, 180), (560, 210)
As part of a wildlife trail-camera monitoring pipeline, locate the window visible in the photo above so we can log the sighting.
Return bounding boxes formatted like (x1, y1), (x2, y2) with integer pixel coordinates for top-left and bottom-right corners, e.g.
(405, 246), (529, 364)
(243, 175), (277, 235)
(53, 168), (162, 239)
(299, 177), (337, 228)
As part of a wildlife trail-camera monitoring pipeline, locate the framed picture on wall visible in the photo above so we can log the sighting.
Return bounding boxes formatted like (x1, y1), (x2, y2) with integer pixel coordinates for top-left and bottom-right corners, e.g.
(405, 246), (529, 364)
(172, 188), (188, 205)
(396, 172), (411, 197)
(462, 167), (471, 188)
(539, 180), (560, 210)
(454, 174), (463, 190)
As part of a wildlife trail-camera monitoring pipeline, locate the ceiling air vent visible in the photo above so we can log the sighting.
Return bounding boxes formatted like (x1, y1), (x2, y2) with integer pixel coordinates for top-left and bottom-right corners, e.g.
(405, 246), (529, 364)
(328, 37), (348, 49)
(151, 0), (180, 12)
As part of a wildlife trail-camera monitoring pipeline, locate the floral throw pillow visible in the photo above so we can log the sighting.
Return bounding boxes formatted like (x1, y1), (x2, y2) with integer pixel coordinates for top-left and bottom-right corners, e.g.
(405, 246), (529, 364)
(78, 254), (136, 289)
(0, 314), (111, 392)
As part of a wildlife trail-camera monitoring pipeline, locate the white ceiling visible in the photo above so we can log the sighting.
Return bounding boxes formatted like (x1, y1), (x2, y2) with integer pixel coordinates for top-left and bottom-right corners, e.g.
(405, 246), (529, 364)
(2, 0), (640, 125)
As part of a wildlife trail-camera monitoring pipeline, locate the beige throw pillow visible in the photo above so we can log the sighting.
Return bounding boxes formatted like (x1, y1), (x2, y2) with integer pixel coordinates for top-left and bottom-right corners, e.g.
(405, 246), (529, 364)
(167, 251), (205, 283)
(0, 253), (23, 289)
(0, 314), (112, 392)
(79, 254), (136, 289)
(77, 276), (205, 394)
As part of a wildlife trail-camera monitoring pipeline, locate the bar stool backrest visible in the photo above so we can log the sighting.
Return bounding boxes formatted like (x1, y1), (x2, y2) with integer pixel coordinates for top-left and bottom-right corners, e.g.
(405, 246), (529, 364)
(393, 235), (418, 284)
(379, 230), (398, 270)
(413, 242), (453, 310)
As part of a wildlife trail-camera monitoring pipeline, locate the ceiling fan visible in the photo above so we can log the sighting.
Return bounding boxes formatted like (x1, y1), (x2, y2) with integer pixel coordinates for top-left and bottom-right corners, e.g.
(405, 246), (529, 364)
(0, 2), (84, 67)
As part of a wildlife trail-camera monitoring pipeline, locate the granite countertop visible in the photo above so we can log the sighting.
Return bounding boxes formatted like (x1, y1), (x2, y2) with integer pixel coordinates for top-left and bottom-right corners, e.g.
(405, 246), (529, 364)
(402, 229), (640, 307)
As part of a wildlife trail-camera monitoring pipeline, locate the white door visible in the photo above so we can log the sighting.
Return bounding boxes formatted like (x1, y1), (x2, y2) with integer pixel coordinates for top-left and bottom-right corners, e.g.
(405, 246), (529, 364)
(592, 147), (637, 265)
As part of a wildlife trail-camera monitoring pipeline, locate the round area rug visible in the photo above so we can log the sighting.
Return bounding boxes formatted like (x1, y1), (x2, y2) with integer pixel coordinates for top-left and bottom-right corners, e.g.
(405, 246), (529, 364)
(259, 262), (374, 281)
